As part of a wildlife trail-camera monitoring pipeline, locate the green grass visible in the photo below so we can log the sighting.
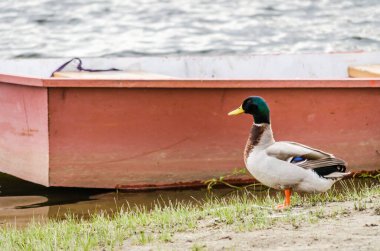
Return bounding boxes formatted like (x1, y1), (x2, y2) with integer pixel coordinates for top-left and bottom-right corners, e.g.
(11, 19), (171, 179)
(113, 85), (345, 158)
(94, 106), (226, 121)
(0, 179), (379, 251)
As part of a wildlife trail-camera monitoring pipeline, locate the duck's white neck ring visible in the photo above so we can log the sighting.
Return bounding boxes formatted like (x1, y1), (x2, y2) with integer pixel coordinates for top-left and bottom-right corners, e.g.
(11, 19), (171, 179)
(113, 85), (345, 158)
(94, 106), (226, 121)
(253, 123), (268, 127)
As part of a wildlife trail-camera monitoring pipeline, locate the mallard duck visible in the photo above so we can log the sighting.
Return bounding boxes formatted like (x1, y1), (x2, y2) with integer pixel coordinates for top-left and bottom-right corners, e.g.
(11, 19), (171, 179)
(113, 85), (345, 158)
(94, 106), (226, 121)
(228, 96), (350, 208)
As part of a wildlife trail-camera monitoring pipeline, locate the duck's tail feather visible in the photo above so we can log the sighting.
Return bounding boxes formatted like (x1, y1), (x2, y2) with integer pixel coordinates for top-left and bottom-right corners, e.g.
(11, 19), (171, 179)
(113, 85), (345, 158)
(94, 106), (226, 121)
(323, 171), (351, 180)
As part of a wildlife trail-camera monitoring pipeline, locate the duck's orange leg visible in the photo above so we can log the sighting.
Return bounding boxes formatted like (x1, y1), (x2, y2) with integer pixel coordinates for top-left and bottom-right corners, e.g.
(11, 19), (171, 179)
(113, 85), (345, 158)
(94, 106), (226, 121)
(277, 188), (292, 209)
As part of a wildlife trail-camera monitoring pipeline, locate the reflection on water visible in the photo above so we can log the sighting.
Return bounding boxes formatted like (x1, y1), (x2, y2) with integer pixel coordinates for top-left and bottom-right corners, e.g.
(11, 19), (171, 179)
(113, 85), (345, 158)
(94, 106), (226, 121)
(0, 173), (249, 227)
(0, 173), (108, 227)
(0, 172), (378, 228)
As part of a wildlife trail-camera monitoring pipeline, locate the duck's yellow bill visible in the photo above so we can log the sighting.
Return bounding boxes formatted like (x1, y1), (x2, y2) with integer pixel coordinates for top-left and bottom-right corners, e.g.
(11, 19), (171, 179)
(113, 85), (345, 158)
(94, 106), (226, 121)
(228, 105), (244, 116)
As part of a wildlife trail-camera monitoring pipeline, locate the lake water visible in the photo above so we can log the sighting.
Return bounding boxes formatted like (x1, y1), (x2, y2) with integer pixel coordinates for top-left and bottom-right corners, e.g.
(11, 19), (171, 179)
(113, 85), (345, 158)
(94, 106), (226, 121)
(1, 0), (379, 59)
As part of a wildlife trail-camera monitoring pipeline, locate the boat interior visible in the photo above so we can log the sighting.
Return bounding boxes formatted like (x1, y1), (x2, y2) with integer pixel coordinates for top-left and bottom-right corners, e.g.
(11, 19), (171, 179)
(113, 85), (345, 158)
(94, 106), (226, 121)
(0, 52), (379, 79)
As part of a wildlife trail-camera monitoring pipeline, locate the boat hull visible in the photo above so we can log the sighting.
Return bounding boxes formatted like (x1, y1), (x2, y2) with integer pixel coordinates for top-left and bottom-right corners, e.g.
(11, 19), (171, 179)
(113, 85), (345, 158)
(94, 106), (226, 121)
(47, 86), (380, 188)
(0, 82), (49, 186)
(0, 55), (379, 188)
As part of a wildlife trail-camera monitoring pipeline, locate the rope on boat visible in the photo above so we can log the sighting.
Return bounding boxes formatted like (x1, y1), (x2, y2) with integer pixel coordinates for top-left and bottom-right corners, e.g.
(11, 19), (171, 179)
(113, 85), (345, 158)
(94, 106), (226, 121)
(50, 57), (121, 77)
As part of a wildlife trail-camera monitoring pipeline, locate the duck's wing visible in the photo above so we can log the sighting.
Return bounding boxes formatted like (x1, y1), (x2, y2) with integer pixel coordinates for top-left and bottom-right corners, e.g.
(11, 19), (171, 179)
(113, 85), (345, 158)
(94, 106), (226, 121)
(266, 141), (334, 161)
(266, 141), (349, 178)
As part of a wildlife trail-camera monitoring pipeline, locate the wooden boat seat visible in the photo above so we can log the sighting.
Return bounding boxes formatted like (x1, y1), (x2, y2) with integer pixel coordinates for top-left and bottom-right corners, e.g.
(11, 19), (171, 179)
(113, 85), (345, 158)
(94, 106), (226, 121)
(52, 71), (176, 80)
(348, 64), (380, 78)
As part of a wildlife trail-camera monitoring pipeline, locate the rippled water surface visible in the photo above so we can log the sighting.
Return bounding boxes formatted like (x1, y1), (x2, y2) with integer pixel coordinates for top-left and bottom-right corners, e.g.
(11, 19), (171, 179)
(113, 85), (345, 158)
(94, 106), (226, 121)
(1, 0), (380, 58)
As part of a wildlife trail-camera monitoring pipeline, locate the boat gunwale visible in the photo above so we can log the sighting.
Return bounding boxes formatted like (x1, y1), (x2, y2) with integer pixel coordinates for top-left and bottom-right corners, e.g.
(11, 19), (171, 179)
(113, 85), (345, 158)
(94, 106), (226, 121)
(0, 73), (380, 88)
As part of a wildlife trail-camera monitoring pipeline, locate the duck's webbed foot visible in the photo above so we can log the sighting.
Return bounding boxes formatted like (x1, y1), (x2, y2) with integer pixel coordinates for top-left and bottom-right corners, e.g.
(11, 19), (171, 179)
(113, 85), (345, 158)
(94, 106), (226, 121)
(276, 188), (292, 209)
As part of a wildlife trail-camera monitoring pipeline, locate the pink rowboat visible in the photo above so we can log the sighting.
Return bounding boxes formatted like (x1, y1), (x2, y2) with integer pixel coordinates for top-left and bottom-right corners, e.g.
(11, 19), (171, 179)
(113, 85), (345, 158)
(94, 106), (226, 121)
(0, 52), (379, 189)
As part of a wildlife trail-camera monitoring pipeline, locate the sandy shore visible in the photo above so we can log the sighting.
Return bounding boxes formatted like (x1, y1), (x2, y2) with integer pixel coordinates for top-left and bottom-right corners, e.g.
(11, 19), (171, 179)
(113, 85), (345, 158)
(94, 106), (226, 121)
(123, 199), (380, 251)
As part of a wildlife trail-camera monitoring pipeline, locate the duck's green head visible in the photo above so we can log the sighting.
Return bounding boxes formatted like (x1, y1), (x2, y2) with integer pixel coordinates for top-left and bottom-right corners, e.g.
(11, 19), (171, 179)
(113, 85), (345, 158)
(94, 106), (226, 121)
(228, 96), (270, 124)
